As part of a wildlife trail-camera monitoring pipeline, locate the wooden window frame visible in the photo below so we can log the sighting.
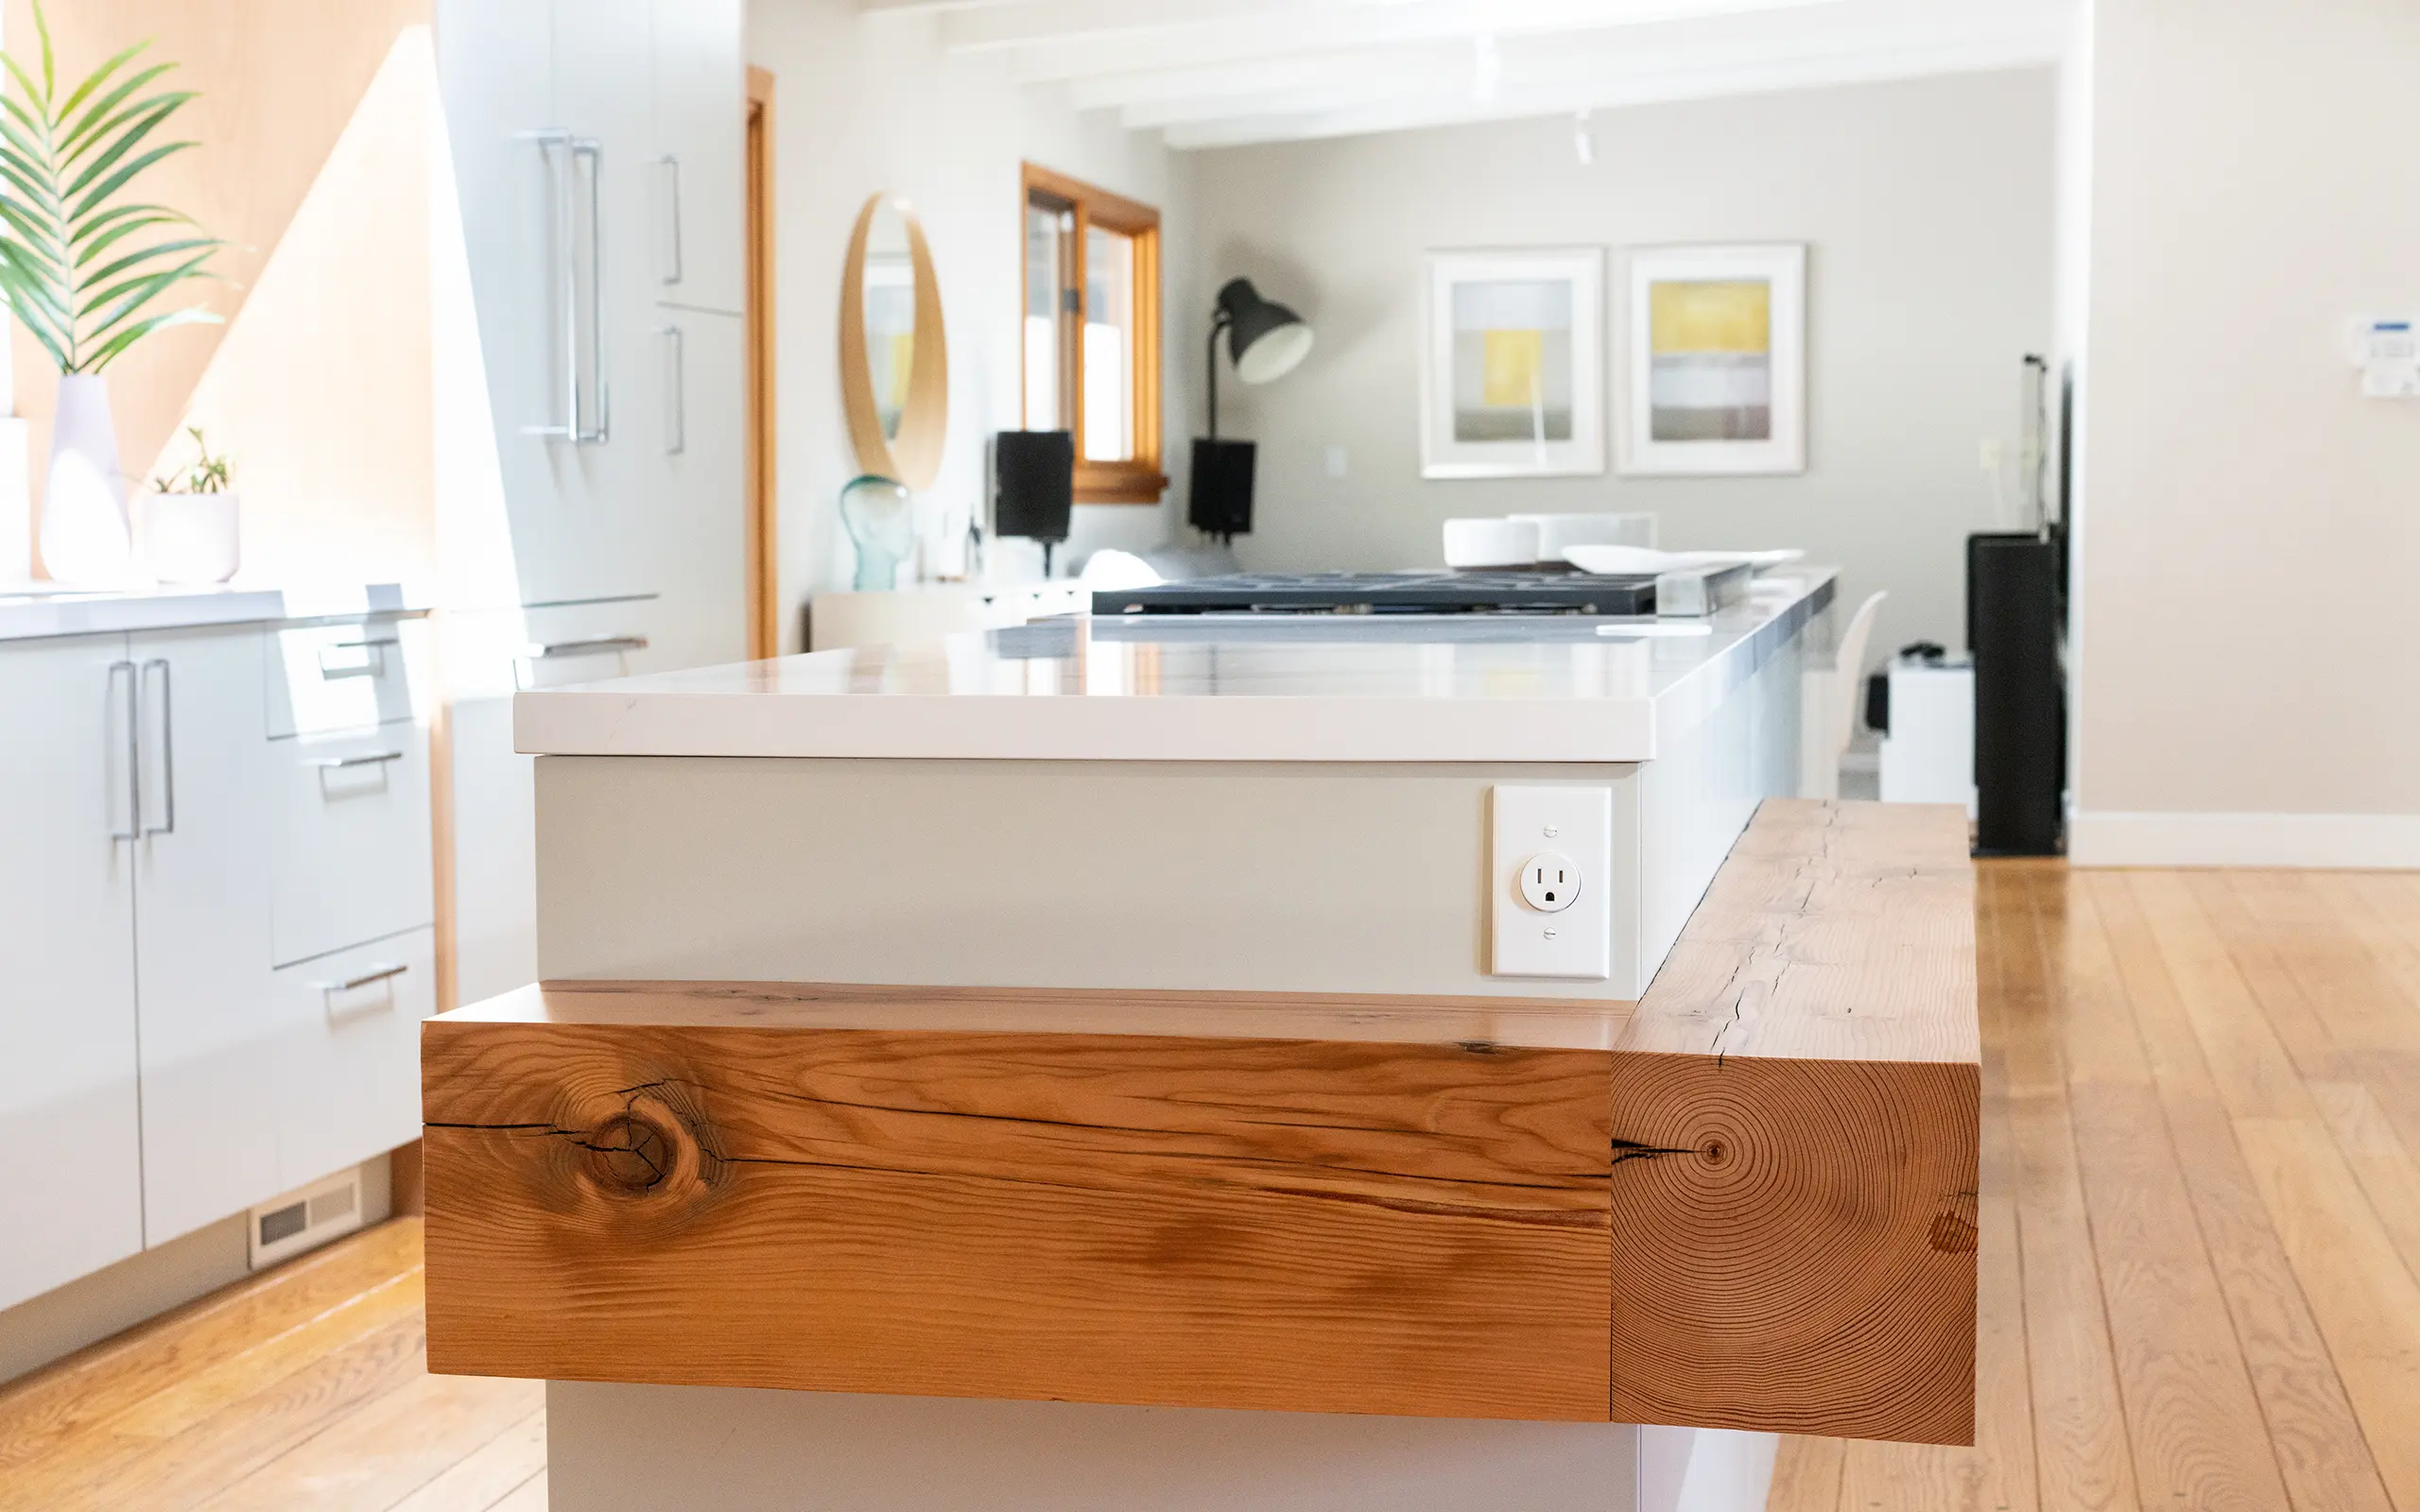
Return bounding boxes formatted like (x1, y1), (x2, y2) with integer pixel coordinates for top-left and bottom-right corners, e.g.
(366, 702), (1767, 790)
(1021, 163), (1166, 506)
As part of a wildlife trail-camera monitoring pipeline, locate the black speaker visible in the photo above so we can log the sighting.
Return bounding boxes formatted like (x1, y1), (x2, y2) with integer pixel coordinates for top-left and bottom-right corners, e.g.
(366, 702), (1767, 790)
(1189, 438), (1254, 539)
(994, 430), (1073, 558)
(1969, 533), (2064, 856)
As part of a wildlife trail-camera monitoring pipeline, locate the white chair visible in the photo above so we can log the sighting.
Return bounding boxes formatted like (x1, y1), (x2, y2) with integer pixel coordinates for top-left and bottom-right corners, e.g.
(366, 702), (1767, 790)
(1800, 590), (1886, 800)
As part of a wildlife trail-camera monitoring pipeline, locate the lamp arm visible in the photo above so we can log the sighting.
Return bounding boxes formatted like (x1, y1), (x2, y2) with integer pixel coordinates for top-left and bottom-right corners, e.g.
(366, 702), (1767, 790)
(1206, 312), (1232, 441)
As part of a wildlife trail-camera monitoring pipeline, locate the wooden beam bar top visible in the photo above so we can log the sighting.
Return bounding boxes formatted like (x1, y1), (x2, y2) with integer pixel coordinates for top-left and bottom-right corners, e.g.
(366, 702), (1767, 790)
(421, 799), (1978, 1441)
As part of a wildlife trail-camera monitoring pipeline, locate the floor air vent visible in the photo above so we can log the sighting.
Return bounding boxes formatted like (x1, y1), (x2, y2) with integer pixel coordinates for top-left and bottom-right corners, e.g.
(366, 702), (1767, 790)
(249, 1168), (367, 1270)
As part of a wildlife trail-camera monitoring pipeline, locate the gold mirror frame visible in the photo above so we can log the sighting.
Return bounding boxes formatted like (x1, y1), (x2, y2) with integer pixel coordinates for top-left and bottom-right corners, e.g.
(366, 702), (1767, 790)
(839, 194), (948, 490)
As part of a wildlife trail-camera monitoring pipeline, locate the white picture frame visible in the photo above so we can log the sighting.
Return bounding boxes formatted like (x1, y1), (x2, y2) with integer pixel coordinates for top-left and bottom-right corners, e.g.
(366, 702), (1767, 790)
(1420, 248), (1605, 479)
(1618, 244), (1806, 476)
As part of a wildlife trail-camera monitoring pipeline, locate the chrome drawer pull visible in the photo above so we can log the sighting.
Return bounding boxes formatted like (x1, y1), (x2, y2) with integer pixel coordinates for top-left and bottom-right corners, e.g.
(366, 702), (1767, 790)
(525, 634), (648, 660)
(319, 639), (395, 679)
(324, 962), (407, 992)
(315, 749), (406, 770)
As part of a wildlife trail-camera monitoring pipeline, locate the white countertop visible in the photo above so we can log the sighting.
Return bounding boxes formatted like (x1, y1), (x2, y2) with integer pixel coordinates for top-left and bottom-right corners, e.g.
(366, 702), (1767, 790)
(0, 581), (426, 642)
(514, 570), (1834, 765)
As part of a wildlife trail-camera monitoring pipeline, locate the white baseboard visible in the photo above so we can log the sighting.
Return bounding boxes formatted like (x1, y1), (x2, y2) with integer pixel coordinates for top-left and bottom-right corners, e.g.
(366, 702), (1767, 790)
(2069, 811), (2420, 869)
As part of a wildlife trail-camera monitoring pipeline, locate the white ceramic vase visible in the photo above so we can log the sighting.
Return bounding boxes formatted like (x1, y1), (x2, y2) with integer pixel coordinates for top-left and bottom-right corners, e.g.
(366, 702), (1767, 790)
(41, 374), (135, 586)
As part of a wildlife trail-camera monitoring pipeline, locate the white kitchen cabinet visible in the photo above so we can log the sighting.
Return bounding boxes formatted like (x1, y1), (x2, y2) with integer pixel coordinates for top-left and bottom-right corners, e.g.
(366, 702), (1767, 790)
(1, 609), (439, 1299)
(131, 626), (285, 1245)
(435, 0), (745, 614)
(441, 598), (670, 1008)
(0, 634), (143, 1311)
(648, 0), (745, 316)
(648, 308), (749, 670)
(274, 928), (437, 1196)
(435, 0), (748, 1014)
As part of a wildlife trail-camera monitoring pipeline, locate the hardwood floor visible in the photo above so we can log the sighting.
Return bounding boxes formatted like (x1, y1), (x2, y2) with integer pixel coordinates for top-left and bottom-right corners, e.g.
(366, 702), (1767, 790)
(3, 863), (2414, 1510)
(1774, 864), (2420, 1512)
(0, 1219), (541, 1511)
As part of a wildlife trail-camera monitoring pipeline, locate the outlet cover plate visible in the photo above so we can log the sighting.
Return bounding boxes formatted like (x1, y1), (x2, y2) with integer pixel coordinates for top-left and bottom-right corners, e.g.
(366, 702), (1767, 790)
(1491, 784), (1612, 979)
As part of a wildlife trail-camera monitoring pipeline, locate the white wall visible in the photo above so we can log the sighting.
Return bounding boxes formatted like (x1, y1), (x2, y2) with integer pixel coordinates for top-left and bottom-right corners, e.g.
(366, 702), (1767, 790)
(2069, 0), (2420, 867)
(748, 2), (1195, 651)
(1188, 70), (2056, 669)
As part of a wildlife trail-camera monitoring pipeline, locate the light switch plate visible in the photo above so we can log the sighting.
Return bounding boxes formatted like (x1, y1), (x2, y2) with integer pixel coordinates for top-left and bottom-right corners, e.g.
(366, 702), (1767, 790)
(1490, 785), (1612, 979)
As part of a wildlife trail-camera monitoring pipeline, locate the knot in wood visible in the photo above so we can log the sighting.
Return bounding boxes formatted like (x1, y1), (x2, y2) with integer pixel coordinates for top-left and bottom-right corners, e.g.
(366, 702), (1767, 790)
(583, 1112), (675, 1194)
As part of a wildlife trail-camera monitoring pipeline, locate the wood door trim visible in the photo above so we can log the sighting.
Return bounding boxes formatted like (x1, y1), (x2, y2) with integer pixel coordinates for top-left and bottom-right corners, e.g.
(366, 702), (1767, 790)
(744, 67), (777, 659)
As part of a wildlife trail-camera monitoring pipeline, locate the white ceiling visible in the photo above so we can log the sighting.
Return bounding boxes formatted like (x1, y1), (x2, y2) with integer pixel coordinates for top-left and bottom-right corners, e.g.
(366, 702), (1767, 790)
(857, 0), (2076, 149)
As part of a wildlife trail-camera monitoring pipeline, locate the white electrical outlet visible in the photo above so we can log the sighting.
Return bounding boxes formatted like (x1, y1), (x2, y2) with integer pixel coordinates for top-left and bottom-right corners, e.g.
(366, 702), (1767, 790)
(1491, 785), (1612, 979)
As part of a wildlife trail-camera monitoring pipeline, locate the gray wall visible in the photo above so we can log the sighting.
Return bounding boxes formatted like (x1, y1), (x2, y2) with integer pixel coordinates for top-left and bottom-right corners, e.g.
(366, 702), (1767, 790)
(1189, 69), (2055, 666)
(2068, 0), (2420, 861)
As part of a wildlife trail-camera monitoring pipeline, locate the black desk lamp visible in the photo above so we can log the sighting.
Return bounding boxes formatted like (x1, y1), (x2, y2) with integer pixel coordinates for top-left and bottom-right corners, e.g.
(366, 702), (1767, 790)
(1192, 277), (1313, 542)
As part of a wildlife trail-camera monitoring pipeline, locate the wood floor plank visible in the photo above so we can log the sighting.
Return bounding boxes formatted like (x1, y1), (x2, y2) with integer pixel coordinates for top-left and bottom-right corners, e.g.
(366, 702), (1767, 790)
(2116, 872), (2312, 1117)
(383, 1407), (547, 1512)
(1993, 874), (2140, 1512)
(0, 1219), (425, 1472)
(2229, 871), (2420, 1057)
(2181, 873), (2360, 1084)
(0, 1311), (431, 1512)
(2309, 1079), (2420, 1276)
(102, 1268), (425, 1443)
(2322, 873), (2420, 1015)
(191, 1364), (542, 1511)
(2065, 1081), (2292, 1511)
(2233, 1114), (2420, 1508)
(2154, 1094), (2396, 1512)
(487, 1469), (546, 1512)
(1765, 1435), (1843, 1512)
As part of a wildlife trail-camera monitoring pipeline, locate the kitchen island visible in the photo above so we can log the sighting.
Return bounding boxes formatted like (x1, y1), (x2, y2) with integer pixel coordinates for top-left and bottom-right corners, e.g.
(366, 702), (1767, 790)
(421, 568), (1981, 1511)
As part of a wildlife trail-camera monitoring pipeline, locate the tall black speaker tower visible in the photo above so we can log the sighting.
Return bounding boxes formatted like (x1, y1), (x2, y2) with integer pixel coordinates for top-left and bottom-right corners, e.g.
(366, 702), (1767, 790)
(1968, 533), (2064, 856)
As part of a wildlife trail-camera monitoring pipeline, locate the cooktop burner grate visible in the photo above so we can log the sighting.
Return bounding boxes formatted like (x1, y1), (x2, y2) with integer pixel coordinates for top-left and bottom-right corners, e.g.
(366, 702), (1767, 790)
(1093, 571), (1658, 617)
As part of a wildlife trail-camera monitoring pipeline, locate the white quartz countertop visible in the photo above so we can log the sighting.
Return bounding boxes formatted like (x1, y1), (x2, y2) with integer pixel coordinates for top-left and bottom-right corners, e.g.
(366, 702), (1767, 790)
(0, 581), (427, 642)
(514, 570), (1834, 765)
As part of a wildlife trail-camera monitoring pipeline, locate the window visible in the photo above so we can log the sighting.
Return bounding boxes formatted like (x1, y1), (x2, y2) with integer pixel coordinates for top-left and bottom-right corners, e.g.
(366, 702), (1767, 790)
(1021, 163), (1164, 504)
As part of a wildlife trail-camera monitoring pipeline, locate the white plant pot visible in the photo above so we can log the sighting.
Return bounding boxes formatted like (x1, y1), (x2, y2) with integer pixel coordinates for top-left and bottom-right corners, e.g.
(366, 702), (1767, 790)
(141, 490), (241, 584)
(41, 374), (134, 586)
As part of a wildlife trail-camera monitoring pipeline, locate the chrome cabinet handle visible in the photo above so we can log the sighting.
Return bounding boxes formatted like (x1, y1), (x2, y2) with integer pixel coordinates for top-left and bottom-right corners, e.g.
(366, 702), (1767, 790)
(107, 659), (138, 841)
(319, 962), (407, 1021)
(525, 634), (648, 660)
(314, 749), (406, 770)
(318, 638), (396, 679)
(573, 137), (609, 445)
(321, 962), (408, 994)
(661, 325), (685, 455)
(140, 658), (174, 837)
(521, 129), (578, 440)
(656, 154), (683, 285)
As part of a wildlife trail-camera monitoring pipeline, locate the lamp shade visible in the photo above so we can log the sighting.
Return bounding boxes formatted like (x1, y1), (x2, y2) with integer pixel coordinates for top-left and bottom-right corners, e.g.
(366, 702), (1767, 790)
(1216, 277), (1314, 386)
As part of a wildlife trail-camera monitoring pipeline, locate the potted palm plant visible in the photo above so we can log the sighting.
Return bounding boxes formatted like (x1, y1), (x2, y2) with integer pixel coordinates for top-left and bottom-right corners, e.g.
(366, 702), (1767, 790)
(0, 1), (219, 584)
(144, 424), (235, 583)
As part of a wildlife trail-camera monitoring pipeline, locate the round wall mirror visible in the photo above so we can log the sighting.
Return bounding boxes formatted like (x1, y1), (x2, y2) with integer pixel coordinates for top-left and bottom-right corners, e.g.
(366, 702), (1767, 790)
(840, 194), (948, 490)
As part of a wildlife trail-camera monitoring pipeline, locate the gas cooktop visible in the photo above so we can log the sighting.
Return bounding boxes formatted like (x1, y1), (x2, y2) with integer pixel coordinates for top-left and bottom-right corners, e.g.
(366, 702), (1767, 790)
(1092, 570), (1658, 617)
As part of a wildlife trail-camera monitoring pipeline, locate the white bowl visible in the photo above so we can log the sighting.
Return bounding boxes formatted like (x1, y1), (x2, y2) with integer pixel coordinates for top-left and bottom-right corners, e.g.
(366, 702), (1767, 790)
(1442, 517), (1541, 569)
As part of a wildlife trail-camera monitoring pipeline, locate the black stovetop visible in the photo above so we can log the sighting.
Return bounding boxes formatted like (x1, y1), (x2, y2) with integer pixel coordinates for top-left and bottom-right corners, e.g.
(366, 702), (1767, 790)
(1092, 570), (1658, 617)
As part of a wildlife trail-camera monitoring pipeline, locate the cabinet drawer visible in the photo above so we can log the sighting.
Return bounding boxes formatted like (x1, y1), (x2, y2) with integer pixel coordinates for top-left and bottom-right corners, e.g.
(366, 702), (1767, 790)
(270, 729), (435, 968)
(274, 928), (433, 1192)
(267, 619), (430, 738)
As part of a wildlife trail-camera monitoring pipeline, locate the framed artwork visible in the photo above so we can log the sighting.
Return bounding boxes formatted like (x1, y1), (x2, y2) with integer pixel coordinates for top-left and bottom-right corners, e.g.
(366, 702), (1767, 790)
(1420, 248), (1605, 478)
(1619, 244), (1806, 476)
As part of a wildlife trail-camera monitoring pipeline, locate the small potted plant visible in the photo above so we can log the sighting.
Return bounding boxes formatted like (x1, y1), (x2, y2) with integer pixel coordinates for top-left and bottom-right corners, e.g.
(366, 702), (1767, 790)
(0, 1), (221, 585)
(144, 426), (237, 583)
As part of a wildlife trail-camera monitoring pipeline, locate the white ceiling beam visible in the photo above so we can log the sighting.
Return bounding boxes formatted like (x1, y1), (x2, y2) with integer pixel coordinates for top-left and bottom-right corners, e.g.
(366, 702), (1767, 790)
(1007, 0), (1837, 87)
(1158, 32), (2058, 146)
(937, 0), (1332, 53)
(857, 0), (1030, 14)
(1126, 3), (2065, 137)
